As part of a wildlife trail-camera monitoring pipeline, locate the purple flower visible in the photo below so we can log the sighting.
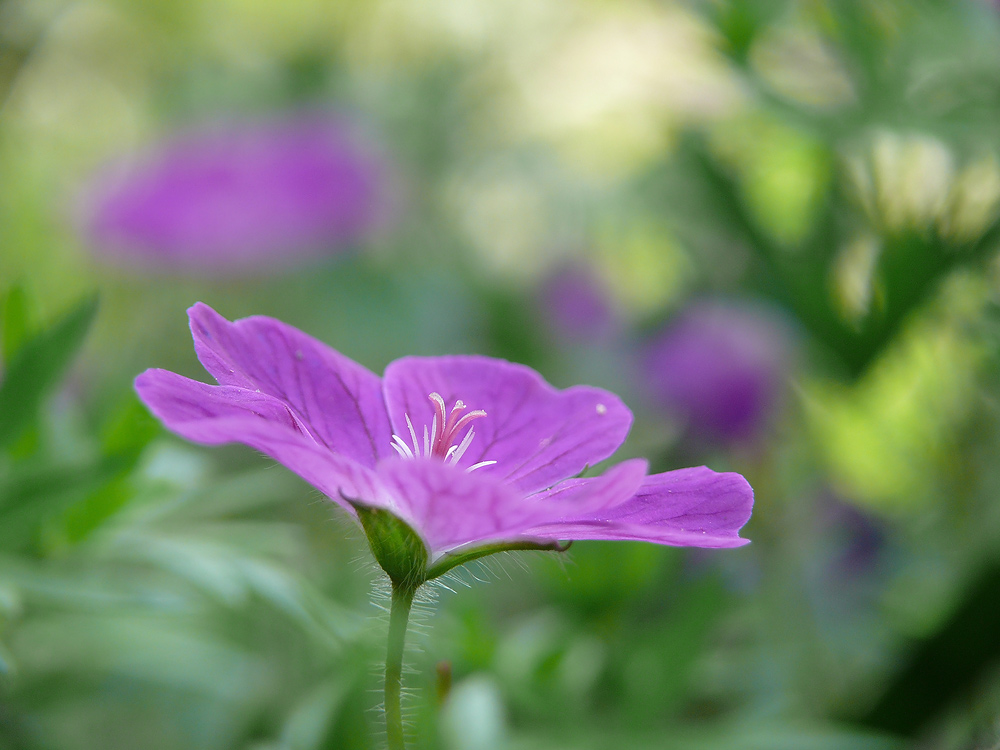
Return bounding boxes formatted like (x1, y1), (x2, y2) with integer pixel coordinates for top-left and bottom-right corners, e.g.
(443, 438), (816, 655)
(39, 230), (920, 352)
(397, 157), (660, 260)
(818, 493), (886, 579)
(539, 262), (619, 342)
(642, 300), (795, 445)
(135, 304), (752, 583)
(80, 112), (390, 273)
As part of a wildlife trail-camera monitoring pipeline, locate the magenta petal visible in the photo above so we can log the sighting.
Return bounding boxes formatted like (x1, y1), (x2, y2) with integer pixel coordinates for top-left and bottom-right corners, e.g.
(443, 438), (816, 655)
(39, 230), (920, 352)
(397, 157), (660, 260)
(135, 368), (386, 513)
(528, 459), (648, 516)
(524, 466), (753, 548)
(375, 458), (543, 557)
(382, 356), (632, 494)
(187, 303), (392, 468)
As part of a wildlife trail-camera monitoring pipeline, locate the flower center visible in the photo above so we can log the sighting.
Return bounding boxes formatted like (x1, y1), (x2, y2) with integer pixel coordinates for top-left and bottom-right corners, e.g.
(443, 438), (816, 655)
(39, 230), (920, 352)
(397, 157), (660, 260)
(390, 392), (497, 472)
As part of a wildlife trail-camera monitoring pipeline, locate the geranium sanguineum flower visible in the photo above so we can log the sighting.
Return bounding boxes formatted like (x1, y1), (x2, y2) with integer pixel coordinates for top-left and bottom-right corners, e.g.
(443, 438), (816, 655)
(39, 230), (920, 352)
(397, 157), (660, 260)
(135, 303), (753, 749)
(137, 303), (752, 578)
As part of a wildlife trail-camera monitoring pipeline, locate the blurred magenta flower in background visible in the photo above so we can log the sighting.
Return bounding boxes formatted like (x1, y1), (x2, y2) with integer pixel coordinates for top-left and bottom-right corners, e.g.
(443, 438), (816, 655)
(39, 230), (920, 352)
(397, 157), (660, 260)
(79, 112), (391, 273)
(539, 261), (620, 342)
(135, 303), (753, 581)
(819, 492), (886, 579)
(641, 300), (796, 445)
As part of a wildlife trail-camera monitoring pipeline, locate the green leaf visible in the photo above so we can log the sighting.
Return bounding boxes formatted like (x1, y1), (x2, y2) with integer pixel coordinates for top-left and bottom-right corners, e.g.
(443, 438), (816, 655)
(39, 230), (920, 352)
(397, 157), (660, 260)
(0, 294), (98, 450)
(45, 474), (134, 548)
(279, 679), (349, 750)
(35, 395), (164, 549)
(0, 461), (113, 553)
(1, 284), (37, 364)
(100, 393), (161, 465)
(0, 638), (15, 676)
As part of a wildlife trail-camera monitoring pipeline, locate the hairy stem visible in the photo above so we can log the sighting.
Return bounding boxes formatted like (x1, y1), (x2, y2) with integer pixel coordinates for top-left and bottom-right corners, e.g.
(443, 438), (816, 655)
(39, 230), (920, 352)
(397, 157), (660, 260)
(385, 582), (415, 750)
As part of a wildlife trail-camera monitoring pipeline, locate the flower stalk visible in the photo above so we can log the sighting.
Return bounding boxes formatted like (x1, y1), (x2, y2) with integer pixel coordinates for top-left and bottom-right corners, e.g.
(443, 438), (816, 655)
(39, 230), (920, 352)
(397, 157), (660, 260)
(385, 582), (416, 750)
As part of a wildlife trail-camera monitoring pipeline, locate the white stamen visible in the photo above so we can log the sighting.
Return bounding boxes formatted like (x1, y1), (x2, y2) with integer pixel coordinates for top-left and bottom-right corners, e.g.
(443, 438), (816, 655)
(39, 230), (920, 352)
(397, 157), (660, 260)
(391, 434), (414, 459)
(450, 427), (476, 464)
(405, 413), (420, 456)
(388, 392), (495, 471)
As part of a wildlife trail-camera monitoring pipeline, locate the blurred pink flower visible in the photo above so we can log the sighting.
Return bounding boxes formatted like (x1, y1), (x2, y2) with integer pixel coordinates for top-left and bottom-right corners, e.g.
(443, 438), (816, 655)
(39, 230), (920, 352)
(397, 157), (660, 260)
(642, 300), (796, 444)
(539, 262), (619, 342)
(80, 112), (391, 273)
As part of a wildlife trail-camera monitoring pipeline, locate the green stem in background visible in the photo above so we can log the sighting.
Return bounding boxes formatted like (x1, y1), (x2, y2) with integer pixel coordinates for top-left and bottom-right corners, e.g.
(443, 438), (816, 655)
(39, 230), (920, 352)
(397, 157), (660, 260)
(385, 582), (415, 750)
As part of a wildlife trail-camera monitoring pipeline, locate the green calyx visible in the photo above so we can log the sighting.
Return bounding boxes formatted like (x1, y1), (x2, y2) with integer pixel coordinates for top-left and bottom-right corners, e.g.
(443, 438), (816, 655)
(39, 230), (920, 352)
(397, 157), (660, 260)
(352, 504), (429, 590)
(347, 496), (571, 589)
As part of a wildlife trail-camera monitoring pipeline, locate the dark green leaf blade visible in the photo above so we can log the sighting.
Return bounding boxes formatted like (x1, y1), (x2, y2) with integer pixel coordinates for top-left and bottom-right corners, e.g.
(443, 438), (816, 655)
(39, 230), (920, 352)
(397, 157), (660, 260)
(0, 294), (98, 450)
(1, 284), (36, 364)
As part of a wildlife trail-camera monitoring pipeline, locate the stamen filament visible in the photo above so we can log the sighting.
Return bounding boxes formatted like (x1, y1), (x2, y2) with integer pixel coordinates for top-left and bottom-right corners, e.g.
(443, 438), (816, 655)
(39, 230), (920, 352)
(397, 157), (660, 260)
(452, 410), (487, 437)
(450, 427), (476, 464)
(429, 393), (447, 438)
(391, 434), (414, 459)
(405, 414), (420, 456)
(441, 399), (467, 441)
(392, 392), (494, 477)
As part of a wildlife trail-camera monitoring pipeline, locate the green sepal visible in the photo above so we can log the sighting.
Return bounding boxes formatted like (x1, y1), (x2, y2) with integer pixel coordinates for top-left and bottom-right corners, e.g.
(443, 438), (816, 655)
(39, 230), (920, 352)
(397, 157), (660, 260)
(425, 539), (571, 581)
(347, 499), (428, 590)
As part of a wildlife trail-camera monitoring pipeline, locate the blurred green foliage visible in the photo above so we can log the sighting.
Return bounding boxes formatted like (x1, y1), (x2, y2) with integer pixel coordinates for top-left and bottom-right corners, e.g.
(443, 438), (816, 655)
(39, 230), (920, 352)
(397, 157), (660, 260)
(5, 0), (1000, 748)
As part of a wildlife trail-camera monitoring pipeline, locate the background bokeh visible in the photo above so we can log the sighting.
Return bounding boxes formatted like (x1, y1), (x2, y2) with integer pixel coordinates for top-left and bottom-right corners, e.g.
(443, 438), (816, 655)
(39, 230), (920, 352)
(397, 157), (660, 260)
(4, 0), (1000, 748)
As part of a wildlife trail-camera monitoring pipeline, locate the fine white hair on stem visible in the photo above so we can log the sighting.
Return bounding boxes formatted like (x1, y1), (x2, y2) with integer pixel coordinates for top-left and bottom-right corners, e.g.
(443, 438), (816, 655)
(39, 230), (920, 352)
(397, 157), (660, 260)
(440, 551), (539, 589)
(367, 573), (442, 741)
(431, 578), (457, 594)
(438, 569), (473, 589)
